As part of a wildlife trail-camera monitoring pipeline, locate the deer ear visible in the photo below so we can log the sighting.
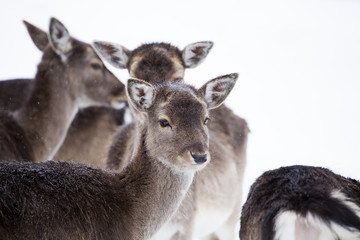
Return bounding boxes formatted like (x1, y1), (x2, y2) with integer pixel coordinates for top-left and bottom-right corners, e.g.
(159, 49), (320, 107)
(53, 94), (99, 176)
(182, 41), (213, 68)
(127, 78), (156, 112)
(93, 41), (130, 69)
(23, 20), (48, 51)
(199, 73), (238, 109)
(48, 17), (72, 61)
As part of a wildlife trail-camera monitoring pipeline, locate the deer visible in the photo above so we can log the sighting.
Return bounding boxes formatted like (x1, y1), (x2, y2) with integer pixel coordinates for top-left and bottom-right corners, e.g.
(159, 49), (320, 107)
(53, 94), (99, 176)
(0, 20), (130, 168)
(0, 17), (126, 163)
(0, 74), (237, 240)
(240, 165), (360, 240)
(94, 41), (249, 239)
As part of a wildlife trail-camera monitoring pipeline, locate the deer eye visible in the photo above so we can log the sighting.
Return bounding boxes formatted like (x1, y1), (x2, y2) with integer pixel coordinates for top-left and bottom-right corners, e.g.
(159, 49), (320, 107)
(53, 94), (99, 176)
(91, 62), (102, 70)
(159, 119), (171, 128)
(204, 118), (210, 125)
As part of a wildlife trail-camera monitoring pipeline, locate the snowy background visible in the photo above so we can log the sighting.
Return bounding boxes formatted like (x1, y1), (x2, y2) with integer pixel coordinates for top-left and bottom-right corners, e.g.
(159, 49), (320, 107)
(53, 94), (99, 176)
(1, 0), (360, 204)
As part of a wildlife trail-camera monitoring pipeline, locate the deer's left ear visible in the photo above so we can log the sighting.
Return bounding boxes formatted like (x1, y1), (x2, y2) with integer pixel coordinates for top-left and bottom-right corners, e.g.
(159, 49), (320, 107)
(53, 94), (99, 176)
(199, 73), (238, 109)
(23, 20), (48, 51)
(182, 41), (213, 68)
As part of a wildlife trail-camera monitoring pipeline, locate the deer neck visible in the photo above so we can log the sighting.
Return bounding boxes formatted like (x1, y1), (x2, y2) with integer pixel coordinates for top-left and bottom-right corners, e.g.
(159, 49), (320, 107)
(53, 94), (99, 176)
(116, 121), (195, 238)
(14, 55), (79, 162)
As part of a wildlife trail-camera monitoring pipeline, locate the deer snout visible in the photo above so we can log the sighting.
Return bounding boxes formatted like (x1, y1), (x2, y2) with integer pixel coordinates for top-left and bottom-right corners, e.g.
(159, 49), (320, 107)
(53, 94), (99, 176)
(191, 152), (208, 164)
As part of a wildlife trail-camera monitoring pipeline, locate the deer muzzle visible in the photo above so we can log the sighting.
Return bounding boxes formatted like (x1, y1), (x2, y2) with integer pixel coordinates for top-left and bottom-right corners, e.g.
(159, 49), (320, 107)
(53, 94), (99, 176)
(190, 152), (208, 164)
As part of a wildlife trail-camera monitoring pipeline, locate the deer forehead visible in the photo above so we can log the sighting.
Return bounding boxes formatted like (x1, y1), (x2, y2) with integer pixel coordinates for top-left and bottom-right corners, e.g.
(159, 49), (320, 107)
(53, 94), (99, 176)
(155, 88), (207, 121)
(130, 46), (184, 80)
(67, 42), (97, 63)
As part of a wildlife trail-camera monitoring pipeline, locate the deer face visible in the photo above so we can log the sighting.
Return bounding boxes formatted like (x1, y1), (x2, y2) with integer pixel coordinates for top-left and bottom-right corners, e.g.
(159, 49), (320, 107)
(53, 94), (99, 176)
(93, 41), (213, 85)
(127, 73), (238, 172)
(40, 18), (126, 108)
(128, 44), (185, 85)
(65, 41), (125, 108)
(148, 84), (210, 171)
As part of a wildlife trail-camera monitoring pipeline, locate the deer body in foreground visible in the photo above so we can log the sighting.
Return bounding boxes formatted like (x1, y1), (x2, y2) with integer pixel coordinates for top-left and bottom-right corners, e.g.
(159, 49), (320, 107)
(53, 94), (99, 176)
(0, 18), (125, 163)
(240, 165), (360, 240)
(94, 41), (249, 239)
(0, 75), (236, 240)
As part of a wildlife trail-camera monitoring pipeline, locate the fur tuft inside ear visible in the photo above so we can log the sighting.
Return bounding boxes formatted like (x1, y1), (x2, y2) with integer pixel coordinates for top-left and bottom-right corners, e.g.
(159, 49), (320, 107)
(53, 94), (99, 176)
(23, 20), (48, 51)
(199, 73), (238, 109)
(93, 41), (130, 69)
(49, 17), (72, 61)
(182, 41), (213, 68)
(127, 78), (155, 112)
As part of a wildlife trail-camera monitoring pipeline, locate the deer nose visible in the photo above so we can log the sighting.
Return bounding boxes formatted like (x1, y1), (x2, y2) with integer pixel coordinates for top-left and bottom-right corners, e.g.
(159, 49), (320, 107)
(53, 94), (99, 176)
(191, 152), (207, 164)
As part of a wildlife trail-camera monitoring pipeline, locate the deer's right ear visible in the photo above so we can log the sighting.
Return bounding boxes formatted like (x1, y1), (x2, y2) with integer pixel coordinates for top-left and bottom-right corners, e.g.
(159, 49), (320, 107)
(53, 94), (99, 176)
(23, 20), (48, 51)
(93, 41), (130, 69)
(127, 78), (156, 112)
(49, 17), (72, 61)
(199, 73), (238, 109)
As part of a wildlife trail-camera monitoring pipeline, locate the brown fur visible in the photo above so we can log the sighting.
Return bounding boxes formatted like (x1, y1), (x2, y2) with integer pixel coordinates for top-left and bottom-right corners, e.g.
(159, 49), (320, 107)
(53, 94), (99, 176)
(0, 111), (33, 161)
(128, 43), (185, 84)
(0, 79), (32, 111)
(94, 41), (248, 239)
(0, 18), (125, 163)
(53, 107), (124, 168)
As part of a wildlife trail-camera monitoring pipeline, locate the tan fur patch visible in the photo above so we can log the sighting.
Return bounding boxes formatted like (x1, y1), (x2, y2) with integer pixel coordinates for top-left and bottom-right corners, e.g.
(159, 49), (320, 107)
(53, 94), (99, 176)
(178, 152), (194, 165)
(129, 56), (143, 76)
(86, 46), (94, 53)
(170, 57), (185, 81)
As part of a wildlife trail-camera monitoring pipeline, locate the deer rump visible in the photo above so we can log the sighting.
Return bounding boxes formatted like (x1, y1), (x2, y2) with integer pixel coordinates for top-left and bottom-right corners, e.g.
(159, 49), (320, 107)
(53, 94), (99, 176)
(240, 165), (360, 240)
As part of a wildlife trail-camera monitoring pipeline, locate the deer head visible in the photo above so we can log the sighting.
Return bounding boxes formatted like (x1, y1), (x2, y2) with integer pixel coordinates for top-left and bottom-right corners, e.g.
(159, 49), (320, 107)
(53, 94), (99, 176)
(27, 18), (126, 109)
(93, 41), (213, 85)
(126, 73), (238, 171)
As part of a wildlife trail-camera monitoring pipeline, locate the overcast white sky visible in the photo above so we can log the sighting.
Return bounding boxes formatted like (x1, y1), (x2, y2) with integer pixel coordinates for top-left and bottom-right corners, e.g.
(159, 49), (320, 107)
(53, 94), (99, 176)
(1, 0), (360, 202)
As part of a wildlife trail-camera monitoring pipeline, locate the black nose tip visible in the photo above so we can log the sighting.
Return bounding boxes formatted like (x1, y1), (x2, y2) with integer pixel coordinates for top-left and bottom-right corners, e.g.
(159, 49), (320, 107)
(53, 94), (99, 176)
(191, 152), (207, 164)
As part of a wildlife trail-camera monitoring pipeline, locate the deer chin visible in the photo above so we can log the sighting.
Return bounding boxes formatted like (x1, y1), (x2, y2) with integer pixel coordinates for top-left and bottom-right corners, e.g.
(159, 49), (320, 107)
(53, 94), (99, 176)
(77, 95), (111, 109)
(110, 99), (127, 110)
(154, 154), (202, 173)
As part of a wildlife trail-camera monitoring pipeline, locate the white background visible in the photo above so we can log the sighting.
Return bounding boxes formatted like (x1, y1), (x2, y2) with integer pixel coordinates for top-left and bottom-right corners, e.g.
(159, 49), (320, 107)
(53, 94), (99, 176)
(1, 0), (360, 204)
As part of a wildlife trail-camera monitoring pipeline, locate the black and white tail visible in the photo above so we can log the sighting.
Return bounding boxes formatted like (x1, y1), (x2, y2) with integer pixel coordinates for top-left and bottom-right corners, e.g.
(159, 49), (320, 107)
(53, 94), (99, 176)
(240, 165), (360, 240)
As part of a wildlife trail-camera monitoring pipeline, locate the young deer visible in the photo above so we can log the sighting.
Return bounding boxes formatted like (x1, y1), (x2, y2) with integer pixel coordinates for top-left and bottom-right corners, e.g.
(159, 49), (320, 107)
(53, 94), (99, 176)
(94, 41), (249, 239)
(240, 165), (360, 240)
(0, 18), (125, 162)
(0, 74), (236, 240)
